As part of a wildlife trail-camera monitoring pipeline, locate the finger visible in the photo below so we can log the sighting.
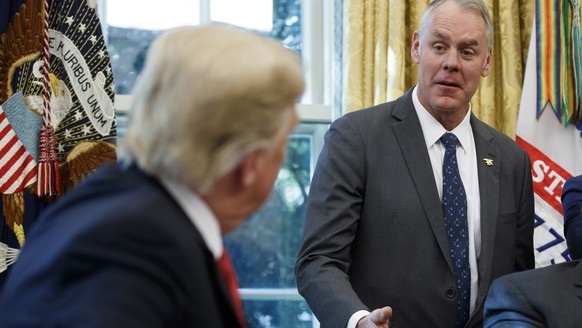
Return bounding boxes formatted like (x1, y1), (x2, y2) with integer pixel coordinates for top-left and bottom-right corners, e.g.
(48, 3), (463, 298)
(371, 306), (392, 323)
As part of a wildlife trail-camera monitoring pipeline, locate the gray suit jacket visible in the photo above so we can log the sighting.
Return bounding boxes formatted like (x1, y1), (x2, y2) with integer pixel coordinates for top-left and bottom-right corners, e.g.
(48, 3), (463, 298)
(484, 260), (582, 328)
(296, 88), (535, 328)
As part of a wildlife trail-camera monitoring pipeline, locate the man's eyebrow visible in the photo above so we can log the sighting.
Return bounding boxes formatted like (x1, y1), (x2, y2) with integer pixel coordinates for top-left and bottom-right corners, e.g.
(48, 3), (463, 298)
(430, 30), (480, 47)
(431, 30), (450, 41)
(460, 40), (480, 47)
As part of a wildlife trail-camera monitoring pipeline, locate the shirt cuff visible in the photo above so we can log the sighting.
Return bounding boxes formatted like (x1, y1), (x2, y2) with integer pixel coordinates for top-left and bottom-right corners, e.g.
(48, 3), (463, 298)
(347, 310), (371, 328)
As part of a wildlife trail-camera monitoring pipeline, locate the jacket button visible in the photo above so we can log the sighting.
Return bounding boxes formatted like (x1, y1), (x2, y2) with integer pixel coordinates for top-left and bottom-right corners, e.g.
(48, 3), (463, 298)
(446, 288), (456, 298)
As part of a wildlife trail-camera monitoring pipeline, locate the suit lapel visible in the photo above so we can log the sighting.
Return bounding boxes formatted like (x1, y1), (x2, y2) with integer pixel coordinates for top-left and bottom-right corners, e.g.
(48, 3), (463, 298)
(470, 116), (500, 309)
(392, 91), (454, 272)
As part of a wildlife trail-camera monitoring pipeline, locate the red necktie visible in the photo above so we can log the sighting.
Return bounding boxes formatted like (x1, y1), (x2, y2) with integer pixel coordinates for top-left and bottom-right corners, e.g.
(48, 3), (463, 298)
(217, 249), (246, 327)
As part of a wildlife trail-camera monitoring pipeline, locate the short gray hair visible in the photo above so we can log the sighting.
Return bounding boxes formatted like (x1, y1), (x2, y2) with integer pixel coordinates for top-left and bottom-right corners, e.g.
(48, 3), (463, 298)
(419, 0), (494, 50)
(118, 25), (305, 193)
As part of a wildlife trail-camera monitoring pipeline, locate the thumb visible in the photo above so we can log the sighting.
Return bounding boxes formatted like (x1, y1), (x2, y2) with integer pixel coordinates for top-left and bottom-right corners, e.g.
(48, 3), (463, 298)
(370, 306), (392, 324)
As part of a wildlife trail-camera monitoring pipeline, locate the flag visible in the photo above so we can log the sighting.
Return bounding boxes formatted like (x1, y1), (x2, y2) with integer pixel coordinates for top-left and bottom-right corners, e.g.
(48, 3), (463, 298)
(516, 0), (582, 267)
(0, 0), (117, 288)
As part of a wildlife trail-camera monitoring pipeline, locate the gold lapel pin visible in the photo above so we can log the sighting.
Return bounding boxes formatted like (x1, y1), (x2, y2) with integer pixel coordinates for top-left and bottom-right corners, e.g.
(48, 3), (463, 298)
(483, 158), (494, 166)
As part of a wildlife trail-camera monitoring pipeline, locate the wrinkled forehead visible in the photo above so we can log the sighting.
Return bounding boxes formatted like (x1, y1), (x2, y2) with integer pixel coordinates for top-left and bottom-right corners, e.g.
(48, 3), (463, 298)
(422, 4), (488, 44)
(420, 1), (492, 48)
(428, 29), (483, 48)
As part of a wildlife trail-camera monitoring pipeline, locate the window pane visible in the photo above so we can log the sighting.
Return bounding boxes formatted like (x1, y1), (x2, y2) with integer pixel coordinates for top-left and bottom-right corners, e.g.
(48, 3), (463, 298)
(211, 0), (273, 32)
(107, 0), (199, 29)
(272, 0), (302, 54)
(104, 0), (199, 94)
(211, 0), (302, 54)
(104, 0), (303, 95)
(106, 0), (301, 95)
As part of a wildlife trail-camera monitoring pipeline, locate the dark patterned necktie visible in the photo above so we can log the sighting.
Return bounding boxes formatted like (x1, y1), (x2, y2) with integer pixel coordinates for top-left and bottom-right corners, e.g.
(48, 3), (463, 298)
(218, 249), (247, 327)
(440, 133), (470, 328)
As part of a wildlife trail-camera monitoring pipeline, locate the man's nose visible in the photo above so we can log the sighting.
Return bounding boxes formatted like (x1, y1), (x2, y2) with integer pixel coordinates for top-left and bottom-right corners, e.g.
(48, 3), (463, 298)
(443, 52), (460, 72)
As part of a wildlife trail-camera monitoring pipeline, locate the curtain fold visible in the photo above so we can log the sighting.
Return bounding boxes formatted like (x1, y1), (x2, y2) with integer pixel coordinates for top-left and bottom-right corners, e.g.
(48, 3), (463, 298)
(341, 0), (534, 138)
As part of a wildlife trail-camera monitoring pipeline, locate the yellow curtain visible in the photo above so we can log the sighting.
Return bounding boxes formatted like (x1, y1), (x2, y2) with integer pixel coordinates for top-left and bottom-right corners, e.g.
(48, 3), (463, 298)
(341, 0), (534, 138)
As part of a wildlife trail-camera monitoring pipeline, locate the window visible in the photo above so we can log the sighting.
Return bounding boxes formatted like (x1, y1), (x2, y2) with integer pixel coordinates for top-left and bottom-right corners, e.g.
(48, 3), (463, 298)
(100, 1), (333, 327)
(99, 0), (331, 105)
(225, 121), (327, 328)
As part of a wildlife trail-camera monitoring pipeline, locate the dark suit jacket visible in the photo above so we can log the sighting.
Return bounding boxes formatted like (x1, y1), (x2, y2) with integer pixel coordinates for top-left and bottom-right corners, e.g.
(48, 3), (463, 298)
(0, 164), (242, 328)
(295, 89), (535, 328)
(484, 260), (582, 327)
(562, 175), (582, 260)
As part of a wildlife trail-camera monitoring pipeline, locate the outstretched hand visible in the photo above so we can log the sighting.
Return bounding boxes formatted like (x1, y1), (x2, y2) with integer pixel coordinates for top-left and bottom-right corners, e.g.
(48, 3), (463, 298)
(356, 306), (393, 328)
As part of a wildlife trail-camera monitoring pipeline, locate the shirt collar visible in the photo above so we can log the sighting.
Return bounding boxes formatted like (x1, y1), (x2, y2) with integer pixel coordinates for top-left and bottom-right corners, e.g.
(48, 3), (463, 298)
(160, 177), (223, 260)
(412, 86), (472, 153)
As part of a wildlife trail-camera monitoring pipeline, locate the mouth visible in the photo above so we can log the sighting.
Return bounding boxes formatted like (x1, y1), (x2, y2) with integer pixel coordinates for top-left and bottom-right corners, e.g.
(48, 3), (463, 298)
(435, 80), (461, 89)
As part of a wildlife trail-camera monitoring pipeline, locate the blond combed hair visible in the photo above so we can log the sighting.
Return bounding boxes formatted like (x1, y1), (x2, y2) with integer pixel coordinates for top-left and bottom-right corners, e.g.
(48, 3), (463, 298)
(118, 25), (305, 193)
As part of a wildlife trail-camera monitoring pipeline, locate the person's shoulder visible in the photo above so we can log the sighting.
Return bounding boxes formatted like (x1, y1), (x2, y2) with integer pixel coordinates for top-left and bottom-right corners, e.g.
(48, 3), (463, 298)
(472, 118), (512, 142)
(471, 118), (526, 154)
(498, 260), (580, 284)
(339, 92), (412, 125)
(341, 101), (393, 120)
(564, 175), (582, 190)
(530, 260), (579, 275)
(74, 162), (157, 191)
(45, 163), (169, 227)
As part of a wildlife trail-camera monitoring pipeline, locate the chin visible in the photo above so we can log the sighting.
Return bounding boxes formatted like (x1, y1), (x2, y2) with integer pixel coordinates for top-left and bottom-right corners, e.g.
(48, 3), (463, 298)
(432, 98), (463, 111)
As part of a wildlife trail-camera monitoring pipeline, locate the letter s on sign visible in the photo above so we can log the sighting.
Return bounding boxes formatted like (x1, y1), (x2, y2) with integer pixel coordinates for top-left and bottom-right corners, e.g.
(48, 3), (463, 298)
(532, 160), (549, 183)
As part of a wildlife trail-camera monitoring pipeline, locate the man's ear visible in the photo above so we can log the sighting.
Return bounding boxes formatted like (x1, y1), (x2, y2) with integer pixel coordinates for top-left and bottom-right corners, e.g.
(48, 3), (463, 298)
(411, 31), (421, 64)
(481, 49), (492, 77)
(239, 149), (263, 188)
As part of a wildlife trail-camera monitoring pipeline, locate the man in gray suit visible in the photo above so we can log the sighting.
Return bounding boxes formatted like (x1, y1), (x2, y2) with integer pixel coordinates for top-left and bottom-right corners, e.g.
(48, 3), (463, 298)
(295, 0), (535, 327)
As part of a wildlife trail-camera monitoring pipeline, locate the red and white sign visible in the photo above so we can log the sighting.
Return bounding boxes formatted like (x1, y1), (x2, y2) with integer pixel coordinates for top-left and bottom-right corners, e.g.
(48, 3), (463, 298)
(516, 26), (582, 267)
